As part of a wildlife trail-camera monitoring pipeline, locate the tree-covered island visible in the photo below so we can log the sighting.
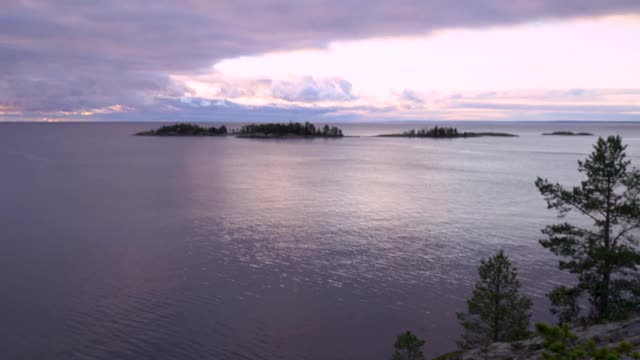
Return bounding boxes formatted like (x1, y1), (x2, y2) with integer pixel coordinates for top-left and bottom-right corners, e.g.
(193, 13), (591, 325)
(234, 122), (344, 138)
(378, 126), (518, 138)
(542, 131), (594, 136)
(135, 122), (344, 138)
(135, 123), (228, 136)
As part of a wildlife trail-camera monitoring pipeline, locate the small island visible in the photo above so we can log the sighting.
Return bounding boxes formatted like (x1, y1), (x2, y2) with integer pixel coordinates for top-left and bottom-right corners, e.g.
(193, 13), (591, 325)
(378, 126), (518, 138)
(135, 122), (345, 138)
(542, 131), (594, 136)
(234, 122), (344, 138)
(135, 123), (228, 136)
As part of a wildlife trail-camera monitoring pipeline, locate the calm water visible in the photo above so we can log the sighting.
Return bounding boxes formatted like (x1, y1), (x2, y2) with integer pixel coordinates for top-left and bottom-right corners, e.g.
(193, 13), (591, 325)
(2, 122), (640, 359)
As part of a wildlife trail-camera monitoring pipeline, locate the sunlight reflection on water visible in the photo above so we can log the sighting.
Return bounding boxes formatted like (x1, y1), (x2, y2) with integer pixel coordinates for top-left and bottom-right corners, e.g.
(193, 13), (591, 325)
(2, 122), (640, 359)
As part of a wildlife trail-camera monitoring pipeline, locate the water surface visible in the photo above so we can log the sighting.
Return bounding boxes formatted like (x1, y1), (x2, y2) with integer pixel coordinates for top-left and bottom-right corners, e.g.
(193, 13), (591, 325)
(2, 122), (640, 359)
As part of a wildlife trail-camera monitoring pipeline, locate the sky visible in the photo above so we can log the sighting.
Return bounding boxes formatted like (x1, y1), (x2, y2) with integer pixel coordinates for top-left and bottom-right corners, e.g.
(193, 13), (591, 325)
(1, 0), (640, 122)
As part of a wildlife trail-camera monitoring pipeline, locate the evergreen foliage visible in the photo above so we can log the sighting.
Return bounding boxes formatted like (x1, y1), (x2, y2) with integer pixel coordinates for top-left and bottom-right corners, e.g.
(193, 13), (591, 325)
(392, 331), (426, 360)
(378, 126), (517, 138)
(536, 136), (640, 323)
(136, 123), (228, 136)
(236, 122), (343, 137)
(536, 322), (639, 360)
(457, 250), (532, 350)
(403, 126), (460, 138)
(542, 131), (594, 136)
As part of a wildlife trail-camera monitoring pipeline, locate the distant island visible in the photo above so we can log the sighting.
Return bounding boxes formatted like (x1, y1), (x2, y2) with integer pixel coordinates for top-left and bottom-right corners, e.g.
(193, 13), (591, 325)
(378, 126), (518, 138)
(234, 122), (344, 138)
(135, 122), (344, 138)
(542, 131), (594, 136)
(136, 124), (228, 136)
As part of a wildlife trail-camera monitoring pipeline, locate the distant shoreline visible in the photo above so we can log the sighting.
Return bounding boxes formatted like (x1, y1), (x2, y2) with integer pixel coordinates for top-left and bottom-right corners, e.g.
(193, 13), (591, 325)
(378, 132), (518, 138)
(136, 132), (229, 137)
(541, 131), (594, 136)
(235, 134), (350, 139)
(117, 122), (639, 141)
(135, 122), (346, 139)
(135, 123), (228, 137)
(377, 126), (518, 138)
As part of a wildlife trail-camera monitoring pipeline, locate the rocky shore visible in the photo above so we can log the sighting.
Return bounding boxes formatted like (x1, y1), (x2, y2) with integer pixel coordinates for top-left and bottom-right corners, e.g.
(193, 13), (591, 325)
(437, 317), (640, 360)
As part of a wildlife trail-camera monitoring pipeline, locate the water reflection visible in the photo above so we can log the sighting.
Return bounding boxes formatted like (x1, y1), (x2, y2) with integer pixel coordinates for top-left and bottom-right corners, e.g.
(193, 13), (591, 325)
(2, 122), (640, 359)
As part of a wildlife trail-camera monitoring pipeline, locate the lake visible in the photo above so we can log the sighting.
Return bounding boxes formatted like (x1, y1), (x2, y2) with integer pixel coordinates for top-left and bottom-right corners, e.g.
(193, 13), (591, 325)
(2, 121), (640, 359)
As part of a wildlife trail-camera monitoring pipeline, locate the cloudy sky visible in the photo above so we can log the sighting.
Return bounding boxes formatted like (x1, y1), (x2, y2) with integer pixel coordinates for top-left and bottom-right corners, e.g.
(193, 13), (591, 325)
(2, 0), (640, 122)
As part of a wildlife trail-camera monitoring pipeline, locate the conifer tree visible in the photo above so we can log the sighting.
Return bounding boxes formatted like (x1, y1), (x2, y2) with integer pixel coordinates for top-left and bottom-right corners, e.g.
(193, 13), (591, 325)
(392, 331), (425, 360)
(457, 250), (532, 351)
(535, 322), (639, 360)
(536, 136), (640, 322)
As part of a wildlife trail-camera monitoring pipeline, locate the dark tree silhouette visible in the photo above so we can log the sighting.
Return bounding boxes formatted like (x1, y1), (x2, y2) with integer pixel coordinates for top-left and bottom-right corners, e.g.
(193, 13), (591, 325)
(378, 126), (516, 138)
(236, 122), (343, 137)
(457, 250), (532, 351)
(403, 126), (460, 138)
(536, 135), (640, 323)
(136, 123), (228, 136)
(392, 331), (425, 360)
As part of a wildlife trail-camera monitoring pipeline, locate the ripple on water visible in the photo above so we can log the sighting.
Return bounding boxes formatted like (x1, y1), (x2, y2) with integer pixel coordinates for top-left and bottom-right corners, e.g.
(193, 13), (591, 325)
(3, 122), (636, 359)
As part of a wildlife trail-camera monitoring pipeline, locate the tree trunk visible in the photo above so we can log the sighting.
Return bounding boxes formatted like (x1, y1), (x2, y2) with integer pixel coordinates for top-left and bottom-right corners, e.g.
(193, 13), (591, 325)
(601, 270), (610, 319)
(494, 282), (500, 341)
(601, 176), (612, 320)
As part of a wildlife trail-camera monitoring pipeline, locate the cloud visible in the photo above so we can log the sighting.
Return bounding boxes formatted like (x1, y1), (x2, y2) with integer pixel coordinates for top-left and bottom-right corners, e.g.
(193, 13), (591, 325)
(454, 101), (640, 113)
(149, 98), (375, 122)
(0, 66), (192, 112)
(2, 0), (640, 116)
(398, 89), (427, 103)
(175, 73), (356, 104)
(368, 88), (640, 121)
(6, 87), (639, 123)
(271, 77), (356, 102)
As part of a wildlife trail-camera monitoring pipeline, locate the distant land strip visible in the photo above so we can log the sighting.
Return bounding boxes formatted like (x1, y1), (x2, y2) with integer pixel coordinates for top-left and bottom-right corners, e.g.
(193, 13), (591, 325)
(542, 131), (594, 136)
(377, 126), (518, 138)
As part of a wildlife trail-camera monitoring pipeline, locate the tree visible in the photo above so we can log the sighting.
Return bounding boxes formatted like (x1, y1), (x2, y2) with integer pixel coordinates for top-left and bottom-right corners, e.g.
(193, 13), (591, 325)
(392, 331), (425, 360)
(235, 122), (343, 137)
(457, 250), (532, 351)
(536, 136), (640, 323)
(535, 322), (639, 360)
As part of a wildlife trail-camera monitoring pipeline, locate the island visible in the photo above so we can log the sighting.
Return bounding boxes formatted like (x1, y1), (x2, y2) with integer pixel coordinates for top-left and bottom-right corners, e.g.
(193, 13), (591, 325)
(135, 123), (228, 136)
(542, 131), (594, 136)
(377, 126), (518, 138)
(234, 122), (344, 138)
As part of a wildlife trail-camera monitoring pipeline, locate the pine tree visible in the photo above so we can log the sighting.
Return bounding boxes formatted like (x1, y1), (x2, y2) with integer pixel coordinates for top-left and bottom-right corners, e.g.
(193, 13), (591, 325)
(535, 322), (639, 360)
(457, 250), (532, 351)
(392, 331), (425, 360)
(536, 136), (640, 323)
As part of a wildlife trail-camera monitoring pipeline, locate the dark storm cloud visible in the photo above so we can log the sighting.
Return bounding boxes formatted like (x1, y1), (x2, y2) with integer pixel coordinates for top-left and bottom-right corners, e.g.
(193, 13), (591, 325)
(1, 0), (639, 115)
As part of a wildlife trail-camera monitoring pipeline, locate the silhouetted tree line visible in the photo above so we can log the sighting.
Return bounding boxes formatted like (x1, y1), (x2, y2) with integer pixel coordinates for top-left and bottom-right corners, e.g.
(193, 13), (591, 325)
(403, 126), (461, 138)
(384, 126), (516, 138)
(236, 122), (343, 137)
(137, 123), (228, 136)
